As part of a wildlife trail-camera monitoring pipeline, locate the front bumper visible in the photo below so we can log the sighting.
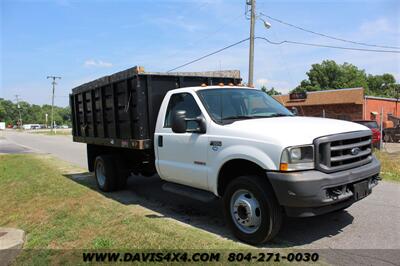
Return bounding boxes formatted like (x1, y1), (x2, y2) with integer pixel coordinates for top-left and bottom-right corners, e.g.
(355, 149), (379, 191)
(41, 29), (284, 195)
(268, 156), (380, 217)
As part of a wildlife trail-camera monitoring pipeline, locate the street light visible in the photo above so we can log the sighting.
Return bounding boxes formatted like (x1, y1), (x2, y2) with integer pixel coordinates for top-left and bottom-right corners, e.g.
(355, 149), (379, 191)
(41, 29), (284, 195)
(259, 17), (272, 29)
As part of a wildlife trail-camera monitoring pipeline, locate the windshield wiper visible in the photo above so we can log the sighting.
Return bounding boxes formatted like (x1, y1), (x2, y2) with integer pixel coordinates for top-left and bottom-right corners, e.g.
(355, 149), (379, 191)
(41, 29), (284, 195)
(261, 113), (290, 118)
(222, 115), (255, 120)
(222, 113), (291, 121)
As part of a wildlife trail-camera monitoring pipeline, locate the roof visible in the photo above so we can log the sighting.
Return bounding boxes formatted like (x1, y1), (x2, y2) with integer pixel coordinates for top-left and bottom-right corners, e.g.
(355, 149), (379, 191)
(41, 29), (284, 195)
(72, 66), (241, 93)
(365, 95), (400, 102)
(273, 87), (365, 106)
(168, 86), (255, 94)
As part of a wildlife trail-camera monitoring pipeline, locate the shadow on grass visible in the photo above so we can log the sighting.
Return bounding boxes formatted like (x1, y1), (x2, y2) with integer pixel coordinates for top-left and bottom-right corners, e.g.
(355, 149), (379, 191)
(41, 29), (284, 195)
(64, 172), (354, 248)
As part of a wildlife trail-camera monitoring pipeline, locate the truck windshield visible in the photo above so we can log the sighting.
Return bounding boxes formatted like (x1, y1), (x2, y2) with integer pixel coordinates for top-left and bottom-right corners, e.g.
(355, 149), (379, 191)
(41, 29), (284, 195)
(197, 88), (293, 124)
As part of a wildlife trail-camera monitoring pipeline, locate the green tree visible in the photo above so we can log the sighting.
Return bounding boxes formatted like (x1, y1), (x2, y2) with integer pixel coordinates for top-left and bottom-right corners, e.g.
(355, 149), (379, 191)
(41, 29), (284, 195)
(261, 86), (282, 96)
(366, 73), (396, 97)
(294, 60), (368, 92)
(0, 99), (6, 121)
(0, 98), (71, 126)
(293, 60), (398, 98)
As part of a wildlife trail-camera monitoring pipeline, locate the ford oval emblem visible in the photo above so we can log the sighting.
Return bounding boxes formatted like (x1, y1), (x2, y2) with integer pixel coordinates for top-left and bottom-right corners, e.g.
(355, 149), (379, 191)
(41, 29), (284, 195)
(351, 147), (361, 155)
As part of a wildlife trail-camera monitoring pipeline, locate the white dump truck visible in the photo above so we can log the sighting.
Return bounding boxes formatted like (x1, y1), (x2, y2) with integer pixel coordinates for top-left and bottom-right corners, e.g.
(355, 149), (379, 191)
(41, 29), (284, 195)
(70, 67), (380, 244)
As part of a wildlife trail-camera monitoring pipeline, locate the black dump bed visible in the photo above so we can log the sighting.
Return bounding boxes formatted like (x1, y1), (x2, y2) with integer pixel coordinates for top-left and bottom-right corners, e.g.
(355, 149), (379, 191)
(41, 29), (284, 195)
(70, 66), (241, 150)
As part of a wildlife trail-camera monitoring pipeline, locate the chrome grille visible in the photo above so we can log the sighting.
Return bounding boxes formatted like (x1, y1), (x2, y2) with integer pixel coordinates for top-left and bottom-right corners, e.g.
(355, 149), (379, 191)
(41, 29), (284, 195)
(314, 131), (373, 173)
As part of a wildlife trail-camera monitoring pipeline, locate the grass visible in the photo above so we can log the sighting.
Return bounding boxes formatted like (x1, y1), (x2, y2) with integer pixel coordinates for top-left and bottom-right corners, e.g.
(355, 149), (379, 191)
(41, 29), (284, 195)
(1, 154), (279, 265)
(29, 129), (72, 136)
(374, 150), (400, 182)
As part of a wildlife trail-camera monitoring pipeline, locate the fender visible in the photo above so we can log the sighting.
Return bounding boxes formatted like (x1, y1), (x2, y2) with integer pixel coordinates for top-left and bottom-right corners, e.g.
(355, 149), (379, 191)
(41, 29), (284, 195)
(208, 144), (278, 195)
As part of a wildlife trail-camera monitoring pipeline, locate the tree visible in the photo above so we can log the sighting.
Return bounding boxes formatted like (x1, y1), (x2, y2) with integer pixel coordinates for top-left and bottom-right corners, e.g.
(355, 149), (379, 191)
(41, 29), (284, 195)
(366, 73), (396, 97)
(0, 99), (6, 121)
(294, 60), (368, 92)
(261, 86), (282, 96)
(0, 98), (71, 126)
(293, 60), (398, 98)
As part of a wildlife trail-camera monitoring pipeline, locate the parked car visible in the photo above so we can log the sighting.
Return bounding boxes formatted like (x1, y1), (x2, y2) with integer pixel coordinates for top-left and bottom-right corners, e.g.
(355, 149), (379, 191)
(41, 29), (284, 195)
(353, 120), (381, 148)
(71, 67), (380, 244)
(22, 124), (41, 130)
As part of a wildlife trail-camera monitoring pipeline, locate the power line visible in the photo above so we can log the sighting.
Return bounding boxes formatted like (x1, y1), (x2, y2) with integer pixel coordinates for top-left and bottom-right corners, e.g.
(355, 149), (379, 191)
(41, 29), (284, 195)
(256, 37), (400, 53)
(259, 13), (400, 50)
(167, 37), (250, 72)
(165, 12), (246, 62)
(166, 35), (400, 73)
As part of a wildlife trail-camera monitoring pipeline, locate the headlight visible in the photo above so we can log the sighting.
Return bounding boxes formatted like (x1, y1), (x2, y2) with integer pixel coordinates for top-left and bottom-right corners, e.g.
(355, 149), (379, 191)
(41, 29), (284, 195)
(280, 145), (314, 171)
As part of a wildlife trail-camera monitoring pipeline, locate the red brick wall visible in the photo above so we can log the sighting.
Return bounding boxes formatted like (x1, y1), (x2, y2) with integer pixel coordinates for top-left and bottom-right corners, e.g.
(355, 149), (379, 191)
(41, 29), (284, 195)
(364, 98), (400, 125)
(292, 104), (363, 121)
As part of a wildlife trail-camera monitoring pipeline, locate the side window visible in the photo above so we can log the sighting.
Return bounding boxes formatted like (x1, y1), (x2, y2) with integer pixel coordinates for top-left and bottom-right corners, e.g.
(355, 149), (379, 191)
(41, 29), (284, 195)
(164, 93), (202, 130)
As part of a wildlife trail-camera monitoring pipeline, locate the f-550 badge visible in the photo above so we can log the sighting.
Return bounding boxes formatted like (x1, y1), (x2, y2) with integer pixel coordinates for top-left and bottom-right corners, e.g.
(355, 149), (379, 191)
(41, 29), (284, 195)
(210, 140), (222, 151)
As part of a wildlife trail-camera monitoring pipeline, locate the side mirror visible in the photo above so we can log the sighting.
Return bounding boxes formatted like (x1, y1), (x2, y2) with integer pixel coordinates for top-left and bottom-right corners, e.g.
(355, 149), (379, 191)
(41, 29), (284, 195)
(172, 110), (187, 133)
(171, 110), (207, 134)
(193, 116), (207, 134)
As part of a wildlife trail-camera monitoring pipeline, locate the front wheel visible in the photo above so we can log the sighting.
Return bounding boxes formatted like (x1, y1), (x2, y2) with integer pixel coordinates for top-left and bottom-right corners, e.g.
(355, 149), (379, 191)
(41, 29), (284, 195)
(223, 176), (282, 244)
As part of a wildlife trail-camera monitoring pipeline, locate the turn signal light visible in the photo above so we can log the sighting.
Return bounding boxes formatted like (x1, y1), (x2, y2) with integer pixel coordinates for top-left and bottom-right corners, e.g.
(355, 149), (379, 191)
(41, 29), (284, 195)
(279, 163), (288, 171)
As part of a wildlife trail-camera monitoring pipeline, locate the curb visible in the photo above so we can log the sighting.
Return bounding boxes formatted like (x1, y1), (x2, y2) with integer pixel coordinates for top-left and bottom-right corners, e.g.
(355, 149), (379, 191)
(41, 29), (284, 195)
(0, 228), (26, 266)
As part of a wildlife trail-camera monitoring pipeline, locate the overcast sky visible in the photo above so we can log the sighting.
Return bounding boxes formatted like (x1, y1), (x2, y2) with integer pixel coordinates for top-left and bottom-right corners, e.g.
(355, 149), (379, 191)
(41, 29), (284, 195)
(1, 0), (399, 107)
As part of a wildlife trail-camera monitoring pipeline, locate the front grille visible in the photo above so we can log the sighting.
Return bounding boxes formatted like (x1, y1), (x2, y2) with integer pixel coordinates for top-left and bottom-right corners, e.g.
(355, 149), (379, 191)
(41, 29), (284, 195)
(314, 131), (373, 173)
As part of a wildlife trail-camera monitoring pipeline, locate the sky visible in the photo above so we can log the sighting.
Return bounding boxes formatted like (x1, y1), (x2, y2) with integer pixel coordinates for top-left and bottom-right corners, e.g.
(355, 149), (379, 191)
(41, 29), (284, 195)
(1, 0), (399, 107)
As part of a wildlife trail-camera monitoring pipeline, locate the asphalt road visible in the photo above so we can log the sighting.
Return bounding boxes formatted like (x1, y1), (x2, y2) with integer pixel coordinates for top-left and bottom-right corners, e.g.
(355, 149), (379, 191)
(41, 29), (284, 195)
(1, 130), (87, 167)
(1, 131), (400, 265)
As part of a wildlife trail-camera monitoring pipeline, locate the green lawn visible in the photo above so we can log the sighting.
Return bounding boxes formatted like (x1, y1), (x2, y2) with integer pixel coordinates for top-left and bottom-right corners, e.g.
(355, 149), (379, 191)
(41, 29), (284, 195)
(374, 150), (400, 182)
(29, 129), (72, 136)
(0, 154), (254, 264)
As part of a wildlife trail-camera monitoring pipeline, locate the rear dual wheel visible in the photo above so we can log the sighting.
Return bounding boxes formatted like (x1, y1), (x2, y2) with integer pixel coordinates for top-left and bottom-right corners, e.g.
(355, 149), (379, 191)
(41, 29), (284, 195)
(94, 155), (127, 192)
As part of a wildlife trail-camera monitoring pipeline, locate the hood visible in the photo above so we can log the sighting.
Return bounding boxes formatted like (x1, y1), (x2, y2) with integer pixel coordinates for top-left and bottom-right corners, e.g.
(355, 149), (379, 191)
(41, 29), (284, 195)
(221, 116), (370, 147)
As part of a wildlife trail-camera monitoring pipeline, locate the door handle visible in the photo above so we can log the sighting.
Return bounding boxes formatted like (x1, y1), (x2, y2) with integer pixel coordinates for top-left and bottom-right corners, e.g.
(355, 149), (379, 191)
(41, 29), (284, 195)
(158, 135), (163, 147)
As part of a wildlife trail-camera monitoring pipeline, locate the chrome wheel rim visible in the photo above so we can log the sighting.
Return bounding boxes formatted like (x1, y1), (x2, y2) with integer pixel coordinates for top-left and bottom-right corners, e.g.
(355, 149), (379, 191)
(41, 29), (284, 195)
(96, 161), (106, 188)
(230, 189), (261, 234)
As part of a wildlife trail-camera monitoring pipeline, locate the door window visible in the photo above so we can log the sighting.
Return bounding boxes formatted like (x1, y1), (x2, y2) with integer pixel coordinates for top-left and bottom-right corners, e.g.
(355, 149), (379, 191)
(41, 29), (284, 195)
(164, 93), (202, 130)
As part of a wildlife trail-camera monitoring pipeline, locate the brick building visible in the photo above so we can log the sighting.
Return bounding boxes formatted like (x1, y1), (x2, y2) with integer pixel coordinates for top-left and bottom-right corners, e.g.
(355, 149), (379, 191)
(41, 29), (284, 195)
(273, 88), (400, 125)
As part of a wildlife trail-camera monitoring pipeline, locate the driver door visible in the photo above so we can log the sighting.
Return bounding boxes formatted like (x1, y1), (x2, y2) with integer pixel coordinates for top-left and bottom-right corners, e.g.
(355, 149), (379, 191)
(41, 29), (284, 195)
(156, 92), (209, 190)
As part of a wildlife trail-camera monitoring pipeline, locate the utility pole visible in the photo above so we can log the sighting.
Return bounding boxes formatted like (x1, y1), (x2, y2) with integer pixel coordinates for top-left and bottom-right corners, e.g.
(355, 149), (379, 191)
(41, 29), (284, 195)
(47, 76), (61, 132)
(380, 107), (384, 149)
(247, 0), (256, 87)
(15, 95), (22, 128)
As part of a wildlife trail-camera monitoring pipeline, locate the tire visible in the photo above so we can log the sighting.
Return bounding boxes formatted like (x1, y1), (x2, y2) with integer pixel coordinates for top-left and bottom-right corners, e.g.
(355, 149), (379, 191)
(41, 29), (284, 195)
(222, 175), (282, 245)
(114, 156), (129, 190)
(94, 155), (119, 192)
